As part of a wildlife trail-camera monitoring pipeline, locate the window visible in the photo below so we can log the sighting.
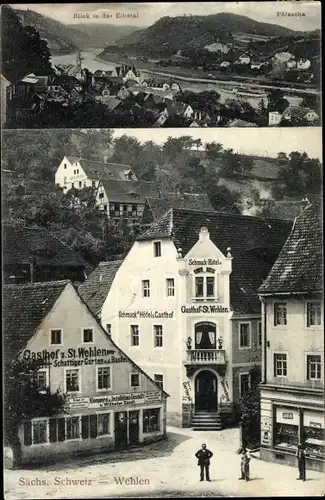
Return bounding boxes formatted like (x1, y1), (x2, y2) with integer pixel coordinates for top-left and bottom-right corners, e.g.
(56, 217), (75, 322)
(66, 369), (80, 392)
(92, 180), (96, 188)
(64, 163), (67, 169)
(143, 408), (160, 433)
(103, 204), (107, 211)
(154, 374), (164, 390)
(195, 277), (204, 297)
(258, 322), (262, 347)
(106, 324), (111, 335)
(79, 181), (82, 188)
(154, 325), (163, 347)
(239, 323), (251, 348)
(130, 373), (140, 387)
(131, 325), (139, 346)
(166, 278), (175, 297)
(83, 328), (93, 343)
(97, 413), (110, 436)
(142, 280), (150, 297)
(32, 420), (48, 444)
(63, 176), (67, 184)
(97, 366), (111, 390)
(307, 355), (321, 380)
(274, 354), (287, 377)
(123, 204), (127, 212)
(34, 370), (47, 391)
(71, 182), (74, 188)
(307, 302), (322, 327)
(274, 303), (287, 326)
(240, 373), (250, 396)
(206, 277), (215, 297)
(50, 329), (62, 345)
(66, 416), (80, 440)
(76, 169), (79, 174)
(153, 241), (161, 257)
(99, 192), (104, 199)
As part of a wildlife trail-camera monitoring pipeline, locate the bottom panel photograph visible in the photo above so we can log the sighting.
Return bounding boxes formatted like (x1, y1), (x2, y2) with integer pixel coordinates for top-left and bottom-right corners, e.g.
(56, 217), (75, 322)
(3, 126), (324, 498)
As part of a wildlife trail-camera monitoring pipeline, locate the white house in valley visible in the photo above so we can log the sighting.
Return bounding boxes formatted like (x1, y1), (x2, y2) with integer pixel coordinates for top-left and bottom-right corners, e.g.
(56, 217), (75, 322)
(296, 59), (311, 70)
(55, 157), (138, 192)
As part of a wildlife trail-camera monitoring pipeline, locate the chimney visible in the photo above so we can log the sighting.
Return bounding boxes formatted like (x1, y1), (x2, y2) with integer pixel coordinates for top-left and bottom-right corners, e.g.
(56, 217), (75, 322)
(199, 227), (210, 242)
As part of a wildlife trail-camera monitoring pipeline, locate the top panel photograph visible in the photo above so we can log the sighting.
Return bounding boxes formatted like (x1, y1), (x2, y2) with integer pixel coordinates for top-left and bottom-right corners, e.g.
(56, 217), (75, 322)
(1, 1), (321, 129)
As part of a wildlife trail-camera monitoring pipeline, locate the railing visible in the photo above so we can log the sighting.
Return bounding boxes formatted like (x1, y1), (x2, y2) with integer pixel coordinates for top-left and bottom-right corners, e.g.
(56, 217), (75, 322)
(265, 377), (323, 390)
(186, 349), (226, 364)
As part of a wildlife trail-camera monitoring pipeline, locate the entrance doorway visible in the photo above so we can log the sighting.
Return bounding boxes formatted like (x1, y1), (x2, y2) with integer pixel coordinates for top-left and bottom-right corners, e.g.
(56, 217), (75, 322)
(195, 370), (218, 411)
(195, 322), (216, 349)
(128, 410), (139, 445)
(114, 411), (128, 450)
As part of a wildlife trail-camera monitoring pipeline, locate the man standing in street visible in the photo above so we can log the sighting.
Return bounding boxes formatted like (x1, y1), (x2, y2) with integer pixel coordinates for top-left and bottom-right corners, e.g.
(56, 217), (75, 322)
(296, 443), (306, 481)
(238, 447), (251, 481)
(195, 443), (213, 482)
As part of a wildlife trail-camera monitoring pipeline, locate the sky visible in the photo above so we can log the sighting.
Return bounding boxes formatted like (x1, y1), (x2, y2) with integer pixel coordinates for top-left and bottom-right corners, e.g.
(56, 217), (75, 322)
(111, 127), (322, 159)
(12, 2), (321, 31)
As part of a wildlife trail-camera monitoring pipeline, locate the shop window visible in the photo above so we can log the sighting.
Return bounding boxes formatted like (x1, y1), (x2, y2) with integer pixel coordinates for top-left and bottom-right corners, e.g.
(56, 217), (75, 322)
(307, 355), (322, 380)
(106, 324), (111, 335)
(306, 302), (322, 327)
(303, 419), (324, 458)
(83, 328), (93, 343)
(154, 374), (164, 390)
(154, 325), (163, 347)
(275, 422), (298, 450)
(274, 303), (287, 326)
(143, 408), (160, 433)
(166, 278), (175, 297)
(142, 279), (150, 297)
(274, 353), (287, 377)
(50, 329), (62, 345)
(66, 416), (80, 440)
(258, 322), (262, 347)
(239, 373), (250, 396)
(131, 325), (139, 346)
(97, 366), (111, 390)
(97, 413), (110, 436)
(153, 241), (161, 257)
(130, 373), (140, 387)
(239, 323), (251, 348)
(65, 369), (80, 392)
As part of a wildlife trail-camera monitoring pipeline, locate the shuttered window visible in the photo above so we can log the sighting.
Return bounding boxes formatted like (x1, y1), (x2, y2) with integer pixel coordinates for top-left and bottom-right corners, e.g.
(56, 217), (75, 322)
(90, 414), (98, 438)
(82, 415), (90, 439)
(49, 418), (57, 443)
(58, 418), (66, 441)
(24, 421), (32, 446)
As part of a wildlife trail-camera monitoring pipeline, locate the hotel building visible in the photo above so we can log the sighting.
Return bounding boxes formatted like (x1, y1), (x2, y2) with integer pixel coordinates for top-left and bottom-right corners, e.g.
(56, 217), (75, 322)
(88, 208), (292, 428)
(4, 280), (167, 466)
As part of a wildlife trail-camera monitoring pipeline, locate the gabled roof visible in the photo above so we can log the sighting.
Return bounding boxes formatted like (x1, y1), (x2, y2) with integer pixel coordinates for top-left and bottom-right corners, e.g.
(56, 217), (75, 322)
(3, 280), (69, 359)
(2, 223), (86, 268)
(146, 193), (214, 221)
(100, 180), (159, 204)
(64, 157), (137, 181)
(227, 119), (258, 127)
(283, 106), (317, 118)
(258, 202), (322, 295)
(78, 261), (122, 316)
(138, 208), (292, 313)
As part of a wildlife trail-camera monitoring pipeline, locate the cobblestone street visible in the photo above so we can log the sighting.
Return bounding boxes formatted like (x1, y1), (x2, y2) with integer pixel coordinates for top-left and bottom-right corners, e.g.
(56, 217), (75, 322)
(5, 427), (324, 498)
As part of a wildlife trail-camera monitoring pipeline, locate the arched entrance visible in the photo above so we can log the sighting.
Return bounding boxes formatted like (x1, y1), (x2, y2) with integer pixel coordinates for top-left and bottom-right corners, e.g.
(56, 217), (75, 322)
(195, 370), (218, 411)
(195, 322), (216, 349)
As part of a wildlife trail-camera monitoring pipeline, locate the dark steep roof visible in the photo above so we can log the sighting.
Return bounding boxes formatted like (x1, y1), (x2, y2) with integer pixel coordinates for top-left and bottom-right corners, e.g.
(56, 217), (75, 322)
(3, 281), (69, 359)
(65, 157), (137, 181)
(3, 223), (86, 268)
(259, 203), (323, 295)
(78, 261), (122, 316)
(100, 180), (159, 204)
(146, 193), (214, 221)
(138, 208), (292, 313)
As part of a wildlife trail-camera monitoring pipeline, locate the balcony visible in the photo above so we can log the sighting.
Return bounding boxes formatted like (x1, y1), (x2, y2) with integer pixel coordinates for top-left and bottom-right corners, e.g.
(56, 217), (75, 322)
(184, 349), (227, 376)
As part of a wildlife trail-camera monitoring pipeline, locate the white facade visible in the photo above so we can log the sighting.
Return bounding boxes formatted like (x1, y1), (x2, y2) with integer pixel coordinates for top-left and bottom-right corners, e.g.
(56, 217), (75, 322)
(268, 111), (282, 126)
(101, 228), (237, 426)
(260, 297), (324, 471)
(273, 52), (294, 63)
(297, 59), (311, 70)
(55, 157), (96, 192)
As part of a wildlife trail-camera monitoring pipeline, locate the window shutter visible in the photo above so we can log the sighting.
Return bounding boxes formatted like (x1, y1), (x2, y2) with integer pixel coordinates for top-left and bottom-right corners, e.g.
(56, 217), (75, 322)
(58, 418), (66, 442)
(24, 421), (32, 446)
(306, 356), (310, 379)
(273, 354), (277, 377)
(82, 415), (90, 439)
(90, 414), (98, 438)
(49, 418), (57, 443)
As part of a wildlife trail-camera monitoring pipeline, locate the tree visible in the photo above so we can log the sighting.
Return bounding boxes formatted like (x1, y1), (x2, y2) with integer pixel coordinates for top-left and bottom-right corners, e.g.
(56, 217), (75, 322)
(221, 149), (254, 177)
(267, 89), (289, 114)
(240, 365), (261, 448)
(204, 141), (223, 162)
(4, 357), (66, 468)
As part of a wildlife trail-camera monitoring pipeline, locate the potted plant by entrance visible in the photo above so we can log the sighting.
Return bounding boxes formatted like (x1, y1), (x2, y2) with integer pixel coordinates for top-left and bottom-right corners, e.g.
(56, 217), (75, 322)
(186, 337), (192, 350)
(217, 336), (223, 349)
